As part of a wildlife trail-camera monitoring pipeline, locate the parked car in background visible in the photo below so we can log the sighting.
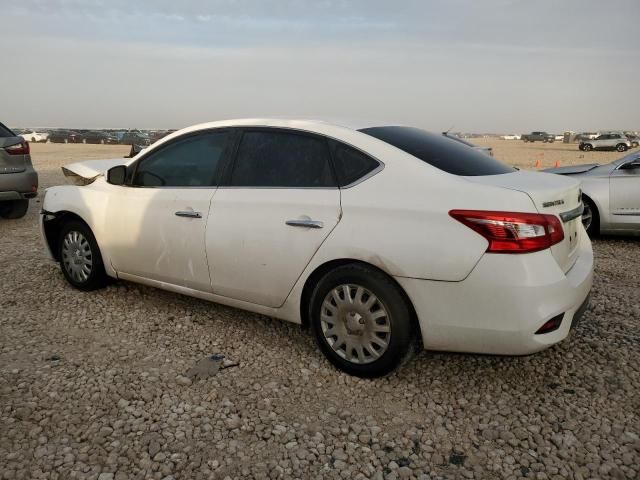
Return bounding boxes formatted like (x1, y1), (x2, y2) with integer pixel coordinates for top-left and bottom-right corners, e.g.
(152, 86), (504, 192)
(78, 131), (119, 144)
(0, 121), (38, 219)
(40, 119), (592, 377)
(545, 152), (640, 235)
(149, 130), (176, 144)
(19, 130), (49, 143)
(521, 132), (555, 143)
(625, 134), (639, 148)
(579, 133), (630, 152)
(575, 132), (599, 142)
(120, 130), (151, 146)
(443, 132), (493, 156)
(48, 130), (80, 144)
(501, 134), (520, 140)
(554, 134), (564, 141)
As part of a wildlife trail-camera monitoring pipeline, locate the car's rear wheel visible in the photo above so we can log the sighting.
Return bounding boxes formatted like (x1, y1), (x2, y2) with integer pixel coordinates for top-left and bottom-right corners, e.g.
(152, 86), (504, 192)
(58, 220), (109, 291)
(616, 143), (628, 152)
(583, 144), (593, 151)
(0, 199), (29, 219)
(310, 263), (416, 378)
(581, 197), (599, 235)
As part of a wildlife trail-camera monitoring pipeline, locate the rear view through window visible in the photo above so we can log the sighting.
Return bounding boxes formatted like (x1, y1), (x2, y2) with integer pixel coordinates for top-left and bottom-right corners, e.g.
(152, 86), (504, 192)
(360, 126), (514, 176)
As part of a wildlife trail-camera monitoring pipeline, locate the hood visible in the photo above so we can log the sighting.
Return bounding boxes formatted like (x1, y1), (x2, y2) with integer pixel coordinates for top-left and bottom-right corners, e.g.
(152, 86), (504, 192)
(62, 158), (126, 181)
(543, 164), (599, 175)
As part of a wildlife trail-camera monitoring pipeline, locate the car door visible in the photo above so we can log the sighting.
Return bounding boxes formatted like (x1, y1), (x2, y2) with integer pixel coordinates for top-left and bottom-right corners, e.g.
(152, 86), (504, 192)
(609, 157), (640, 231)
(105, 129), (232, 291)
(206, 128), (341, 308)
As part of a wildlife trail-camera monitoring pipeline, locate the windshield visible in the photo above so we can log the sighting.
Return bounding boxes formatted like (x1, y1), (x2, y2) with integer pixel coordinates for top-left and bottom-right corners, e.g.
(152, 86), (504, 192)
(360, 126), (514, 176)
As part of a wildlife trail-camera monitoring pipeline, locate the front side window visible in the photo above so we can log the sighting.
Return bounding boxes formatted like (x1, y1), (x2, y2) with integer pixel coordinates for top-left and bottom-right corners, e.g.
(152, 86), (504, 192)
(230, 130), (335, 187)
(360, 126), (514, 176)
(132, 131), (230, 187)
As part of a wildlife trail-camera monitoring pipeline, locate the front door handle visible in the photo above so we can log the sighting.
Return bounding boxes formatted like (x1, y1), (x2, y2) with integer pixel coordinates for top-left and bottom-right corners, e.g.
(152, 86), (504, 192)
(286, 219), (324, 229)
(175, 210), (202, 219)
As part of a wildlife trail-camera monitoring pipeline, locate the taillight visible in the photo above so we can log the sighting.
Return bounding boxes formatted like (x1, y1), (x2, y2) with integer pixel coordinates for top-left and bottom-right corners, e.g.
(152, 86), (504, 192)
(449, 210), (564, 253)
(4, 141), (30, 155)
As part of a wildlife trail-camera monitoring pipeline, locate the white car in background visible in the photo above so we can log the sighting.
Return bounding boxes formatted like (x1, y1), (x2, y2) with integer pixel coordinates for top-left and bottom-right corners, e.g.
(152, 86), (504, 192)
(20, 130), (49, 143)
(501, 134), (520, 140)
(40, 119), (593, 377)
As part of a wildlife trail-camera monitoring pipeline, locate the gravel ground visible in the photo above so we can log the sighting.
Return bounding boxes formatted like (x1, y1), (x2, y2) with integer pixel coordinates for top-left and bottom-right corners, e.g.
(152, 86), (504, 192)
(1, 143), (639, 480)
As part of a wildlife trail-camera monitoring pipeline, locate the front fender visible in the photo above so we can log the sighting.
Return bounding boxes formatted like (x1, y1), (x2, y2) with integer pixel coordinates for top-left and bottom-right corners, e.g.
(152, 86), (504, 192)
(42, 181), (115, 275)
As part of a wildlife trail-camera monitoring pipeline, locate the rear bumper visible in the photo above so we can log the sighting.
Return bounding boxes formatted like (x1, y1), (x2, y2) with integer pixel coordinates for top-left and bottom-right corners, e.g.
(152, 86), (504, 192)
(0, 167), (38, 198)
(396, 231), (594, 355)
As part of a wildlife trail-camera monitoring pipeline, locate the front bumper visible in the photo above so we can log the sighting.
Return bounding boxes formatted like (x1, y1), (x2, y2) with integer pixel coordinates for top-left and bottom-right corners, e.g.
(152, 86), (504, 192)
(396, 230), (594, 355)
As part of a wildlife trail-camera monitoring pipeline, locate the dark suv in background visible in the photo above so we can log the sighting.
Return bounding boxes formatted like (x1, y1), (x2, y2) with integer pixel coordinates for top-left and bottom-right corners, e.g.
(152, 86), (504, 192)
(0, 122), (38, 219)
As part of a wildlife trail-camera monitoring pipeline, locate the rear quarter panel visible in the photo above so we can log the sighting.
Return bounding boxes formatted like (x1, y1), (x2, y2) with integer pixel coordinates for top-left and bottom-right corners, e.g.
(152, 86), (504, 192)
(301, 153), (538, 282)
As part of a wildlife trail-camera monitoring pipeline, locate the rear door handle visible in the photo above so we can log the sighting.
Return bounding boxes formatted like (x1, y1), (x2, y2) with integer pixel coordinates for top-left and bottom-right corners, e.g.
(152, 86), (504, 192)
(286, 219), (324, 229)
(175, 210), (202, 219)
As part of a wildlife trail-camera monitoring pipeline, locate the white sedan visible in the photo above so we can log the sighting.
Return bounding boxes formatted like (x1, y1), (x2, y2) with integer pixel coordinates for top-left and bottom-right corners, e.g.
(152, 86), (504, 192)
(40, 119), (593, 377)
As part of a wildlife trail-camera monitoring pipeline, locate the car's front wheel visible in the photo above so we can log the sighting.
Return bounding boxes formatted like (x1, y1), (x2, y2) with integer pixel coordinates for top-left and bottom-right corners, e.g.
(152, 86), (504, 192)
(58, 220), (109, 291)
(616, 143), (628, 152)
(0, 199), (29, 219)
(310, 263), (416, 378)
(582, 143), (593, 151)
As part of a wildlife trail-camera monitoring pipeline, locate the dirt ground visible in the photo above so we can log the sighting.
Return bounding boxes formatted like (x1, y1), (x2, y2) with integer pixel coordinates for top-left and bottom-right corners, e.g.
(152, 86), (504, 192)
(1, 141), (638, 480)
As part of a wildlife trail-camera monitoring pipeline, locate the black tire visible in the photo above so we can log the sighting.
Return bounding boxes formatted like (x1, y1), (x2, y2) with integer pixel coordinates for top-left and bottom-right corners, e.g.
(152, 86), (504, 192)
(583, 144), (593, 151)
(58, 220), (109, 291)
(0, 199), (29, 219)
(309, 263), (417, 378)
(616, 143), (628, 152)
(582, 197), (599, 236)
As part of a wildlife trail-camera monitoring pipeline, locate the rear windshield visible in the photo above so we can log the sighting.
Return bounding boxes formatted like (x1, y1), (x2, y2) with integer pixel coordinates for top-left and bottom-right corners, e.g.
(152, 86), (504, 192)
(359, 126), (514, 176)
(0, 122), (15, 137)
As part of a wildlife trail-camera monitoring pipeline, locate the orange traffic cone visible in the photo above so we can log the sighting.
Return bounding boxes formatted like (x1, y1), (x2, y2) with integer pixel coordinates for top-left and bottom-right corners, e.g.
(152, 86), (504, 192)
(535, 159), (541, 168)
(554, 160), (560, 168)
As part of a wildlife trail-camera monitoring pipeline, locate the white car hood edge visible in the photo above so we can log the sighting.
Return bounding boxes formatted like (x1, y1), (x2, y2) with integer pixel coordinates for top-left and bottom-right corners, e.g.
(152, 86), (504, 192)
(62, 158), (127, 181)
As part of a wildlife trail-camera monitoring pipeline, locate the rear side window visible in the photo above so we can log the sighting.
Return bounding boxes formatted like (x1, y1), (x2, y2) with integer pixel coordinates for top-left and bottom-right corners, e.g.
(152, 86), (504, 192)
(360, 126), (514, 176)
(330, 141), (380, 186)
(132, 131), (230, 187)
(230, 131), (335, 187)
(0, 123), (15, 137)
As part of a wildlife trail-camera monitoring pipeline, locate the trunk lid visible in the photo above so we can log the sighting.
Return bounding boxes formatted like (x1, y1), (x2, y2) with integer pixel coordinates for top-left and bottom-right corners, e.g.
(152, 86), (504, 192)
(465, 171), (583, 273)
(0, 137), (27, 174)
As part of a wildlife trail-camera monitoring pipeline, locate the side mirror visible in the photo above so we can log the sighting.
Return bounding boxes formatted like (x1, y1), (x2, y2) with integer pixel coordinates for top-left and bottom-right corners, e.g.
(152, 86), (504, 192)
(620, 160), (640, 170)
(107, 165), (127, 185)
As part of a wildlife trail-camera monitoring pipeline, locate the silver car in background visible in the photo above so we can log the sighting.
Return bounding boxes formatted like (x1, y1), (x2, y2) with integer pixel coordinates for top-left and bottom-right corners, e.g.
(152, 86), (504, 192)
(579, 132), (631, 152)
(544, 152), (640, 235)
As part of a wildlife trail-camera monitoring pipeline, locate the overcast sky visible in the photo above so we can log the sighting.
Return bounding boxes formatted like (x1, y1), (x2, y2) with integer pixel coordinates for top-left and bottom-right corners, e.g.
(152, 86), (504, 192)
(3, 0), (639, 132)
